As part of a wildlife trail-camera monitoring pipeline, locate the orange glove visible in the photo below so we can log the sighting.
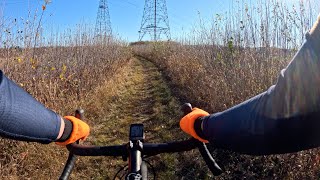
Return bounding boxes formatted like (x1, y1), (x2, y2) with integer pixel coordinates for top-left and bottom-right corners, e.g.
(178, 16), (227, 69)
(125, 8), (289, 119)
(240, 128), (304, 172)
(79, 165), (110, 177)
(180, 108), (209, 143)
(56, 116), (90, 146)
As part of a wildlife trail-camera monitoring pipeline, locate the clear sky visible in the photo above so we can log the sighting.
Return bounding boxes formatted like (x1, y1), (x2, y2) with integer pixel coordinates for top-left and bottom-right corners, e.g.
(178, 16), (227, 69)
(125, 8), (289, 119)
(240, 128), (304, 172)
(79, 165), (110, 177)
(0, 0), (236, 42)
(1, 0), (319, 42)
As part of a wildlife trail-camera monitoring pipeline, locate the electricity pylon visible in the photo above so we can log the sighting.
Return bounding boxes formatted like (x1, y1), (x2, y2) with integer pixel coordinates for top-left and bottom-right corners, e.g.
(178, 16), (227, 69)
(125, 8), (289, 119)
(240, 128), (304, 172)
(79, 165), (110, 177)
(139, 0), (171, 41)
(95, 0), (112, 39)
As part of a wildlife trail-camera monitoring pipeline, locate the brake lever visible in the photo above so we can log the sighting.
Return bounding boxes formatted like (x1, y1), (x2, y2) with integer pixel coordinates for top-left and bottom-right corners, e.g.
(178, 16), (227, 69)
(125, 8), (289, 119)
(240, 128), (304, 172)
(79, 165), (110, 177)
(181, 103), (223, 176)
(196, 141), (223, 176)
(59, 109), (83, 180)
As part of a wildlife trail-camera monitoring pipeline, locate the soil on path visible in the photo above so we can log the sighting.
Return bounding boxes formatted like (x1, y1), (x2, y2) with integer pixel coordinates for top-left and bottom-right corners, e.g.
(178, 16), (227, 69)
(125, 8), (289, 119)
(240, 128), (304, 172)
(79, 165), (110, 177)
(73, 57), (207, 179)
(92, 57), (183, 144)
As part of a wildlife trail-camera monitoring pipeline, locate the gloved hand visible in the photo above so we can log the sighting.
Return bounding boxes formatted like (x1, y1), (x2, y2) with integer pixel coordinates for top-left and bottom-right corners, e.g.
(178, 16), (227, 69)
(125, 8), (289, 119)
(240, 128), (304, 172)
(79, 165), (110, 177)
(55, 116), (90, 146)
(180, 108), (209, 143)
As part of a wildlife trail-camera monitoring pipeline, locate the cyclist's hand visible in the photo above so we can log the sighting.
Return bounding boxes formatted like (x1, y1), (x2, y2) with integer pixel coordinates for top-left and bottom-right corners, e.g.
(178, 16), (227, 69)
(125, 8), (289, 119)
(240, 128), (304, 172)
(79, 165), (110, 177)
(56, 116), (90, 146)
(180, 108), (209, 143)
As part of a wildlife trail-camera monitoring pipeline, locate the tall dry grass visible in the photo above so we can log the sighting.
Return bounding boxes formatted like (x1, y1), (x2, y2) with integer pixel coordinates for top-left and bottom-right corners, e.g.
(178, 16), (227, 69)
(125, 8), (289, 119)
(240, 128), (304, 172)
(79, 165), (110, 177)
(133, 0), (320, 179)
(0, 3), (131, 179)
(1, 0), (320, 179)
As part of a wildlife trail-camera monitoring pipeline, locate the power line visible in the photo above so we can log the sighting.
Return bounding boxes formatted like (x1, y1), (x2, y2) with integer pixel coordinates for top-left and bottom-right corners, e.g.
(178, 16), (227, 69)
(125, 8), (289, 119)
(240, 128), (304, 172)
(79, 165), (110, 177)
(121, 0), (140, 8)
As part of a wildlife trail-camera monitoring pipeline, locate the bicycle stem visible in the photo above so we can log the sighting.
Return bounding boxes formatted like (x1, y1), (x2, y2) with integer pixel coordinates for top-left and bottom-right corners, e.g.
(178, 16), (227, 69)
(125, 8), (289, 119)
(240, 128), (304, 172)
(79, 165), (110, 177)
(128, 140), (143, 173)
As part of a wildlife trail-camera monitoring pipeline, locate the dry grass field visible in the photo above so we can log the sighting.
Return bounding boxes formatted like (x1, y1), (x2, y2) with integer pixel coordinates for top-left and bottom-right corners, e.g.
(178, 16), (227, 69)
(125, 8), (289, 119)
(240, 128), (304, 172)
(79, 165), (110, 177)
(131, 0), (320, 179)
(1, 0), (320, 179)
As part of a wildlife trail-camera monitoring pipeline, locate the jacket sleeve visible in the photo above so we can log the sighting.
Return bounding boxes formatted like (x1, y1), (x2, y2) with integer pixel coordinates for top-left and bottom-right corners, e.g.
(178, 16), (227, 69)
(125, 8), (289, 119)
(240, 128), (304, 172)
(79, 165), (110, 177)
(202, 32), (320, 155)
(0, 71), (61, 143)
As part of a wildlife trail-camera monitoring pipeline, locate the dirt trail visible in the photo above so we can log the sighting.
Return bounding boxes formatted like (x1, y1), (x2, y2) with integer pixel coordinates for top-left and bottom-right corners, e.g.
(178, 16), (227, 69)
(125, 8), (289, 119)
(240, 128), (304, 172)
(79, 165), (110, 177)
(74, 57), (193, 179)
(92, 57), (182, 143)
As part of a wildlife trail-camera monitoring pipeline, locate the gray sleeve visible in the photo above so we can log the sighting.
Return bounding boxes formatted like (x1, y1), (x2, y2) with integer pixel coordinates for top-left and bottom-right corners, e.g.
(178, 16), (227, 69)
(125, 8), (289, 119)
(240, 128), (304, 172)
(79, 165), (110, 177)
(202, 32), (320, 155)
(0, 71), (61, 143)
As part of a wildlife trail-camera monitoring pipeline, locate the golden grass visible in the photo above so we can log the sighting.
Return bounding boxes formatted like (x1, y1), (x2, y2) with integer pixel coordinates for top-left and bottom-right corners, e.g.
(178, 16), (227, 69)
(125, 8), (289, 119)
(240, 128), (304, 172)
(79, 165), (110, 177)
(130, 1), (320, 178)
(0, 40), (131, 179)
(1, 0), (319, 179)
(131, 40), (319, 179)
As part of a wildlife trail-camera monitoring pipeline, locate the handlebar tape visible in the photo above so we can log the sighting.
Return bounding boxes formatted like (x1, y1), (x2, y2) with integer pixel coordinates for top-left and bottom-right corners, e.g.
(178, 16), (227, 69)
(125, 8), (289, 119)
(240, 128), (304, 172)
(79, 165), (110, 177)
(59, 151), (77, 180)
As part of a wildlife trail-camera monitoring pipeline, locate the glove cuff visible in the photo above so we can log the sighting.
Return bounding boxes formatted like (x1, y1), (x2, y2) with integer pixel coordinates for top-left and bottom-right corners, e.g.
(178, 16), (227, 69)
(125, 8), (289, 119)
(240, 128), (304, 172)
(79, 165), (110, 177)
(56, 118), (73, 142)
(55, 116), (84, 146)
(194, 117), (207, 140)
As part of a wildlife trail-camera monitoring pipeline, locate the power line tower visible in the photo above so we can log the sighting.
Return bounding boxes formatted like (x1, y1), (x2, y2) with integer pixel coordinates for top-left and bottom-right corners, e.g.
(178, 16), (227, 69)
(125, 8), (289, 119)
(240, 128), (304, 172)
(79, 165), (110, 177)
(139, 0), (171, 41)
(95, 0), (112, 39)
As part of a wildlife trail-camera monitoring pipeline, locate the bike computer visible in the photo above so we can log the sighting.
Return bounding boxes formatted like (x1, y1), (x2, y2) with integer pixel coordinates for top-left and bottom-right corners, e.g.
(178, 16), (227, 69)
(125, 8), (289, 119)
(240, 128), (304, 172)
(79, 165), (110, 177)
(129, 124), (145, 141)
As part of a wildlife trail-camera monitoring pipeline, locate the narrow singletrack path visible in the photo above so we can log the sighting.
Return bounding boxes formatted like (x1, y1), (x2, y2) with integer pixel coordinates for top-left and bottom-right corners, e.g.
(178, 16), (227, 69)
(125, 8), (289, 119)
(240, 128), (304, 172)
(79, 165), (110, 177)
(92, 57), (183, 144)
(75, 57), (204, 179)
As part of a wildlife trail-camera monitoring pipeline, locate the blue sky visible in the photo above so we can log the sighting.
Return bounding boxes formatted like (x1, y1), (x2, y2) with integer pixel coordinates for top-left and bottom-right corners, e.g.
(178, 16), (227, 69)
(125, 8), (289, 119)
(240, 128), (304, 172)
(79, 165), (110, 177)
(1, 0), (319, 42)
(0, 0), (233, 42)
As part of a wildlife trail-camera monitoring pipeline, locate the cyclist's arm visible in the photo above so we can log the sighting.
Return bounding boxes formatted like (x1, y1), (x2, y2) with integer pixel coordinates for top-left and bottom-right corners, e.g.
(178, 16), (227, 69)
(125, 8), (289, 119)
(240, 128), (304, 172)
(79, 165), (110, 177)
(0, 71), (63, 143)
(203, 17), (320, 155)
